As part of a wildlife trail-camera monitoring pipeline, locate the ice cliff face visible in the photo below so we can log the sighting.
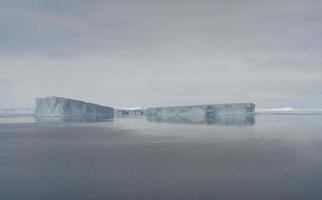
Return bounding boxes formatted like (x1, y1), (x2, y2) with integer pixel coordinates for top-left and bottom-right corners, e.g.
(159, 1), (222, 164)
(35, 96), (113, 119)
(146, 103), (255, 116)
(145, 103), (255, 125)
(34, 97), (255, 124)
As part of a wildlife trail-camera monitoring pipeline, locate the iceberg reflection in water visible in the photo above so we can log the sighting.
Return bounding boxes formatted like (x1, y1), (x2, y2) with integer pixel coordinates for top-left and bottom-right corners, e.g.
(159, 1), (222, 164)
(35, 116), (113, 123)
(146, 114), (255, 126)
(35, 115), (255, 126)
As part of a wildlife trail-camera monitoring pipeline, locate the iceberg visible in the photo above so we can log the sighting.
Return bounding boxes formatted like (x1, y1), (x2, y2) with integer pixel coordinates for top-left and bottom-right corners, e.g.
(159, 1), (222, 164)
(145, 103), (255, 125)
(35, 96), (113, 120)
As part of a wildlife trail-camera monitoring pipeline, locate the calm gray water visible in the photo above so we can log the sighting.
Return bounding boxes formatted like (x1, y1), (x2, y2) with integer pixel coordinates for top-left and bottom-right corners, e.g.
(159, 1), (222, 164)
(1, 115), (322, 200)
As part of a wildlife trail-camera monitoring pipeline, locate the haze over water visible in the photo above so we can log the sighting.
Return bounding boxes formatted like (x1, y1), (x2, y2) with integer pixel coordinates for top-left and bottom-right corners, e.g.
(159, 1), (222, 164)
(1, 115), (322, 200)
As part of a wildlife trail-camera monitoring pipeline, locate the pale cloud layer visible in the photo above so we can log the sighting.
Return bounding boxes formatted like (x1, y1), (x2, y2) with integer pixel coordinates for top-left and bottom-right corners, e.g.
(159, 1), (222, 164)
(0, 0), (322, 108)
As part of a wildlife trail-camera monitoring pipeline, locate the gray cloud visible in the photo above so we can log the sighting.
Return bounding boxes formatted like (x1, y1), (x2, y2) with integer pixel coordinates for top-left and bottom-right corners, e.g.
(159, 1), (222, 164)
(0, 0), (322, 108)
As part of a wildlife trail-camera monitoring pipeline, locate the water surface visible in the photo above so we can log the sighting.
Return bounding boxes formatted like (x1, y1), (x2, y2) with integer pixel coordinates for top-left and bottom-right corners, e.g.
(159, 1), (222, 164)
(1, 115), (322, 200)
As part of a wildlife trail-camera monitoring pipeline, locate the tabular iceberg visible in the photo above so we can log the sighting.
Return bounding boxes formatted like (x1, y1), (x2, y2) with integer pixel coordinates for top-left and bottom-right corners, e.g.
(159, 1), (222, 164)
(145, 103), (255, 125)
(35, 96), (113, 120)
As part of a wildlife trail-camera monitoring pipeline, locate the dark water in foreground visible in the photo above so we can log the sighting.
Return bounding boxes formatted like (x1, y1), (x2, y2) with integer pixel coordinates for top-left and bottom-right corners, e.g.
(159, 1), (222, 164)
(1, 115), (322, 200)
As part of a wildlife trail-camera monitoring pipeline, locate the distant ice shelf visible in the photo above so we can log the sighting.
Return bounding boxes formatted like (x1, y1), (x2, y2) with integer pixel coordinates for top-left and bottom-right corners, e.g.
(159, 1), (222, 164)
(0, 108), (34, 118)
(256, 107), (322, 115)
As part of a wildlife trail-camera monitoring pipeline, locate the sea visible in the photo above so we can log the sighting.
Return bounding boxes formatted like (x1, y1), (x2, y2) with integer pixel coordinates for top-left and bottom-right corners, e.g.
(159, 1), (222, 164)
(1, 115), (322, 200)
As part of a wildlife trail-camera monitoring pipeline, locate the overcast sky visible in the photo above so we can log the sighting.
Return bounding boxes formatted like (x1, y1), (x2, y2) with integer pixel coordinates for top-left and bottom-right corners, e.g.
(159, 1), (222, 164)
(0, 0), (321, 108)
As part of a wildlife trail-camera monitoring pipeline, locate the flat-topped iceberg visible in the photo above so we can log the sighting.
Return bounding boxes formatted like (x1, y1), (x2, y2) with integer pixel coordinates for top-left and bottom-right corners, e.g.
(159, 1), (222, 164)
(145, 103), (255, 125)
(35, 96), (113, 120)
(146, 103), (255, 117)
